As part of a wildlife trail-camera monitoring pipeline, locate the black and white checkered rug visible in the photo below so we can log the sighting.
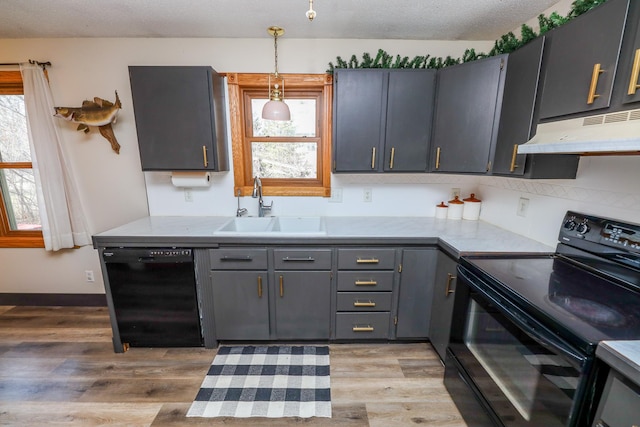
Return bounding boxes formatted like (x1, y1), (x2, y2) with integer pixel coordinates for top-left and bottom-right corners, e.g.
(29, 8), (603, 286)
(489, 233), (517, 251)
(187, 345), (331, 418)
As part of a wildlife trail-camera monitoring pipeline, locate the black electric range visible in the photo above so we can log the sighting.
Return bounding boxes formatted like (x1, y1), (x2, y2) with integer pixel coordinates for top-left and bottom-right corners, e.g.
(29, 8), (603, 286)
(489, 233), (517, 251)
(445, 211), (640, 427)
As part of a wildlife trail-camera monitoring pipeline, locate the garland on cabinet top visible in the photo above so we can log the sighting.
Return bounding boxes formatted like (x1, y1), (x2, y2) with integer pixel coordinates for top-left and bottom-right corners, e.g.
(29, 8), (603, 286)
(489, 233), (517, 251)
(327, 0), (607, 72)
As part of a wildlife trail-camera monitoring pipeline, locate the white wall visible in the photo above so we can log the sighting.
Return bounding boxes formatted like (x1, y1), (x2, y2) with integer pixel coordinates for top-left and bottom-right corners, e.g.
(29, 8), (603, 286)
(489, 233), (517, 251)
(0, 35), (639, 294)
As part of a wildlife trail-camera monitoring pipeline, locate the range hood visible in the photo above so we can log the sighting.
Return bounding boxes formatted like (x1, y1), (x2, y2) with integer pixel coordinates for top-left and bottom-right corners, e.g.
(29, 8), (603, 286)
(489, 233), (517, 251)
(518, 108), (640, 155)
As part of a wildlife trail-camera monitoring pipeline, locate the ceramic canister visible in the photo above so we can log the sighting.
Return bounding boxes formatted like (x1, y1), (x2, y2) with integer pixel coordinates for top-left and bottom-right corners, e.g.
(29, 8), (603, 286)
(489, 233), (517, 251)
(435, 201), (448, 219)
(462, 193), (482, 220)
(447, 196), (464, 220)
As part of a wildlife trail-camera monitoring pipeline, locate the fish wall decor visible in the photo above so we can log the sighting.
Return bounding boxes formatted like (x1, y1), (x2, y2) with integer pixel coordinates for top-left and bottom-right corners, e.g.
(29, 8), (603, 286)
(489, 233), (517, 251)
(54, 91), (122, 154)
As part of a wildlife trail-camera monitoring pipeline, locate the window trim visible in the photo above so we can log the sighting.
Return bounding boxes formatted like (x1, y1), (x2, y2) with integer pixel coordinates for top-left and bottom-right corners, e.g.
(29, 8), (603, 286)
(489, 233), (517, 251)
(227, 73), (332, 197)
(0, 70), (44, 248)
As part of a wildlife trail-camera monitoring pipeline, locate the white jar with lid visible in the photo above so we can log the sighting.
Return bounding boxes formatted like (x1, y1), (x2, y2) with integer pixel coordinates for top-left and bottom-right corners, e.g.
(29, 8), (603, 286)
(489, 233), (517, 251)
(447, 196), (464, 220)
(462, 193), (482, 220)
(435, 201), (448, 219)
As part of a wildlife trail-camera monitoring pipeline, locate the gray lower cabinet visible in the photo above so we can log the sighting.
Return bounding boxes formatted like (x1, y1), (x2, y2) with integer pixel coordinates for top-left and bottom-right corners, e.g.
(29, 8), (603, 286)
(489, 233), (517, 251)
(395, 249), (437, 339)
(429, 250), (458, 361)
(273, 249), (332, 339)
(592, 368), (640, 427)
(335, 248), (398, 339)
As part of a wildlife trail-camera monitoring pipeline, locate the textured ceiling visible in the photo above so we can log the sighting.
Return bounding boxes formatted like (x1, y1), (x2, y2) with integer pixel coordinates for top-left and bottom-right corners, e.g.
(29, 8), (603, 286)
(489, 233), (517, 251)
(0, 0), (566, 40)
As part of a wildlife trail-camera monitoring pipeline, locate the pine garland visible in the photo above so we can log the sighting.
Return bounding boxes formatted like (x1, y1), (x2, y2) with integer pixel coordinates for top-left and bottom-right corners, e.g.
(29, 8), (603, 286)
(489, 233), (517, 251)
(328, 0), (607, 73)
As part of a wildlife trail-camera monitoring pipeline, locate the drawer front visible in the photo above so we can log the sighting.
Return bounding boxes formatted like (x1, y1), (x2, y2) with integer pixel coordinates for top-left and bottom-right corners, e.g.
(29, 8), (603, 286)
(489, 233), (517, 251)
(336, 292), (392, 312)
(209, 248), (268, 270)
(337, 271), (394, 291)
(273, 249), (332, 270)
(335, 312), (390, 339)
(337, 248), (396, 270)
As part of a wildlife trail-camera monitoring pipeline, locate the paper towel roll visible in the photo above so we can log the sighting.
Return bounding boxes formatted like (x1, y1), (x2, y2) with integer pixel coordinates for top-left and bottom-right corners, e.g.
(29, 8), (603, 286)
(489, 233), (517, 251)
(170, 171), (211, 188)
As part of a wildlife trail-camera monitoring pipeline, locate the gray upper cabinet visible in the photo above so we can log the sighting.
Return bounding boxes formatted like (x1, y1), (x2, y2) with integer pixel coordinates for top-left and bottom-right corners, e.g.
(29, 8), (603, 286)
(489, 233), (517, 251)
(129, 66), (228, 171)
(492, 37), (580, 178)
(333, 69), (436, 173)
(429, 250), (458, 361)
(538, 0), (630, 119)
(617, 1), (640, 106)
(430, 55), (506, 174)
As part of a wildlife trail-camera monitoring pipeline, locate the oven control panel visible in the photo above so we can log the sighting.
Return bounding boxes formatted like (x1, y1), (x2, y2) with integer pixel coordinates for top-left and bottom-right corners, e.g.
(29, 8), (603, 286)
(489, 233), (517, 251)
(560, 211), (640, 254)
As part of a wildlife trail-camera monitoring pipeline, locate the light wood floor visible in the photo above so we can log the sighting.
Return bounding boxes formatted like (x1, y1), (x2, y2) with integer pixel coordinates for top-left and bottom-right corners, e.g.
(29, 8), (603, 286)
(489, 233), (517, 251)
(0, 305), (467, 426)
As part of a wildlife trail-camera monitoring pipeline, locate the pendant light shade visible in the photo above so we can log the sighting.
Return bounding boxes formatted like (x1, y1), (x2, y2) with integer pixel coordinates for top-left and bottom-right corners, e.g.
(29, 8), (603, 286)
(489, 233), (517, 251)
(262, 26), (291, 121)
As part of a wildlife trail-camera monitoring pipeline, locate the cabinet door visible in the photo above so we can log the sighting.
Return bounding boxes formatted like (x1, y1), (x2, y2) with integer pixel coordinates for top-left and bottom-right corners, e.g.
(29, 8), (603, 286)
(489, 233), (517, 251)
(431, 56), (505, 174)
(621, 1), (640, 105)
(539, 0), (629, 119)
(333, 69), (387, 172)
(274, 271), (331, 339)
(429, 251), (458, 361)
(129, 66), (228, 171)
(383, 70), (436, 172)
(211, 271), (269, 340)
(396, 249), (437, 339)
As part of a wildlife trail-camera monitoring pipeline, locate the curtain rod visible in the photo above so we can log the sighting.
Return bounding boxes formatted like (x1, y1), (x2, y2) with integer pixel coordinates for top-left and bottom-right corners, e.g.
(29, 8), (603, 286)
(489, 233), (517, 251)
(0, 60), (51, 69)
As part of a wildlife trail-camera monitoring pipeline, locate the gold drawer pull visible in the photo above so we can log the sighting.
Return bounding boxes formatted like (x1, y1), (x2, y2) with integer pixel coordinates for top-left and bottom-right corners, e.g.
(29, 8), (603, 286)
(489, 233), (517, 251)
(587, 63), (604, 105)
(445, 273), (456, 297)
(279, 275), (284, 297)
(509, 144), (519, 172)
(628, 49), (640, 95)
(202, 145), (208, 167)
(354, 300), (376, 307)
(353, 325), (374, 332)
(356, 257), (379, 264)
(435, 146), (441, 170)
(355, 280), (377, 286)
(257, 276), (263, 298)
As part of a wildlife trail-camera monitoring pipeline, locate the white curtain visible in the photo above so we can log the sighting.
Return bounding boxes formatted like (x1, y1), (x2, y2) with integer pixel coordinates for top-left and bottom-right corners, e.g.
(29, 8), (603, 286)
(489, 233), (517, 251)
(20, 63), (91, 251)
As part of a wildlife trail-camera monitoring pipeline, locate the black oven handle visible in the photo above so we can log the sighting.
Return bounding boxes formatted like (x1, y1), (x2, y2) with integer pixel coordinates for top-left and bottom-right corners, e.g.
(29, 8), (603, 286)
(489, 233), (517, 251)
(458, 266), (586, 368)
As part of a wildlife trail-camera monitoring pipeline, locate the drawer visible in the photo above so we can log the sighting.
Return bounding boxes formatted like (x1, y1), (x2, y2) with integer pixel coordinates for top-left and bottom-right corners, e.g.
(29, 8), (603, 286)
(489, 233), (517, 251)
(209, 248), (268, 270)
(595, 371), (640, 427)
(336, 292), (392, 312)
(337, 271), (394, 291)
(335, 312), (390, 339)
(273, 249), (332, 270)
(337, 248), (396, 270)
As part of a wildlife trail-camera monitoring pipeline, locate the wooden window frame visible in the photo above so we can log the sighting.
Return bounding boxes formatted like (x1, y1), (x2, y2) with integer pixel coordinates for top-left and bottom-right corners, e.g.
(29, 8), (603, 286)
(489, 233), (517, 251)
(0, 70), (44, 248)
(227, 73), (332, 197)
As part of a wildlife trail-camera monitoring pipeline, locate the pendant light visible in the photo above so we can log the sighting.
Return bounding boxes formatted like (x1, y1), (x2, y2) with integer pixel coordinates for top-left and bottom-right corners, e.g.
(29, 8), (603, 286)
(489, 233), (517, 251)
(262, 26), (291, 121)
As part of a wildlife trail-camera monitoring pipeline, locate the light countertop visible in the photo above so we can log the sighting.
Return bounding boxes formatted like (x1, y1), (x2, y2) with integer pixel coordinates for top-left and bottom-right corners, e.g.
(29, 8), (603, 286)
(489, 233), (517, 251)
(92, 215), (554, 256)
(597, 341), (640, 387)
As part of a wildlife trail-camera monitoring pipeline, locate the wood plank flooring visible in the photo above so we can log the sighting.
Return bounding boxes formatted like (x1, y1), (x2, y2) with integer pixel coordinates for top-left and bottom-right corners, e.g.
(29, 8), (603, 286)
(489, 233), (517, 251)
(0, 306), (467, 426)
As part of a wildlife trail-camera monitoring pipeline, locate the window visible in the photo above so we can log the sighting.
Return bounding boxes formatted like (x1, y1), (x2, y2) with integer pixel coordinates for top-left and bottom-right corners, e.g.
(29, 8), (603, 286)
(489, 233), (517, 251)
(227, 73), (332, 197)
(0, 71), (44, 248)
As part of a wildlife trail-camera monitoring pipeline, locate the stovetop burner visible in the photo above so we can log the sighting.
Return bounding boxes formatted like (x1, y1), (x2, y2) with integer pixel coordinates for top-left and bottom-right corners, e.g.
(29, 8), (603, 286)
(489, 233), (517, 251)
(547, 294), (628, 328)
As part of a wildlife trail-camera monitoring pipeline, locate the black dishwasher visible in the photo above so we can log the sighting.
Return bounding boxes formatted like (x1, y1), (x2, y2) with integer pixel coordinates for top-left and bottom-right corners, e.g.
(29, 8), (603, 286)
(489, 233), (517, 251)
(103, 248), (203, 349)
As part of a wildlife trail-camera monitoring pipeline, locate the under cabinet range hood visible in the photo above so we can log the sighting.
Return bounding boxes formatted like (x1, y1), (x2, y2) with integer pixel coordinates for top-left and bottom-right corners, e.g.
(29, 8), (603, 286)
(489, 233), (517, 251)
(518, 108), (640, 155)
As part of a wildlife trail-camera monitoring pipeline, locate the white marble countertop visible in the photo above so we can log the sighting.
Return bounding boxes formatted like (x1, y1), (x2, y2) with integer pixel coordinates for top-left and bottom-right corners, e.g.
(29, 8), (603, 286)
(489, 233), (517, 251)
(597, 341), (640, 387)
(93, 215), (554, 255)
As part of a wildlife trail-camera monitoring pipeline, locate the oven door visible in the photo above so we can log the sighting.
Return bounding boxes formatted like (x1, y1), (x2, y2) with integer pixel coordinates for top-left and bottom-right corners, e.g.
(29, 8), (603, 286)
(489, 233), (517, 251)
(445, 265), (590, 427)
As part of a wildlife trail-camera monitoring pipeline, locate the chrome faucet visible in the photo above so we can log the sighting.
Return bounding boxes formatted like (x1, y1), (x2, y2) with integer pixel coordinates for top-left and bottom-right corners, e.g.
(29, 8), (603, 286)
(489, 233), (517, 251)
(252, 176), (273, 217)
(236, 189), (247, 217)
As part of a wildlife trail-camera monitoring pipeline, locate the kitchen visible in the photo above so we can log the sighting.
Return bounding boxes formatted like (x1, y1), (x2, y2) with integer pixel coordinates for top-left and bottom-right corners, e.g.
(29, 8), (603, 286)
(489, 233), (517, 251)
(1, 0), (640, 425)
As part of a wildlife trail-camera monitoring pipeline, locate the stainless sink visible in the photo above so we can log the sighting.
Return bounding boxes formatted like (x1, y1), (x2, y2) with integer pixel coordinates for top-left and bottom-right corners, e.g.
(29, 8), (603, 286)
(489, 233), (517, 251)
(215, 216), (326, 235)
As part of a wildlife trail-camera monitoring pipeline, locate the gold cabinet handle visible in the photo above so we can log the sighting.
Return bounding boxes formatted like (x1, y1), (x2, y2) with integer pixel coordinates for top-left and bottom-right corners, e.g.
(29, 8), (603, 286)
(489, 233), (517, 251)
(509, 144), (519, 172)
(435, 146), (441, 170)
(202, 145), (208, 167)
(257, 276), (263, 298)
(356, 257), (379, 264)
(389, 147), (395, 169)
(445, 273), (456, 296)
(353, 325), (374, 332)
(371, 147), (377, 169)
(279, 275), (284, 297)
(628, 49), (640, 95)
(587, 63), (604, 105)
(354, 300), (376, 307)
(355, 280), (377, 286)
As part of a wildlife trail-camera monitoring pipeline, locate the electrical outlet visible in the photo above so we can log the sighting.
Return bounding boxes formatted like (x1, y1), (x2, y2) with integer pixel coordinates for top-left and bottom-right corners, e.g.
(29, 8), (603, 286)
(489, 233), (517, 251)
(184, 189), (193, 202)
(329, 188), (343, 203)
(85, 270), (95, 282)
(517, 197), (530, 217)
(451, 188), (461, 199)
(363, 188), (372, 202)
